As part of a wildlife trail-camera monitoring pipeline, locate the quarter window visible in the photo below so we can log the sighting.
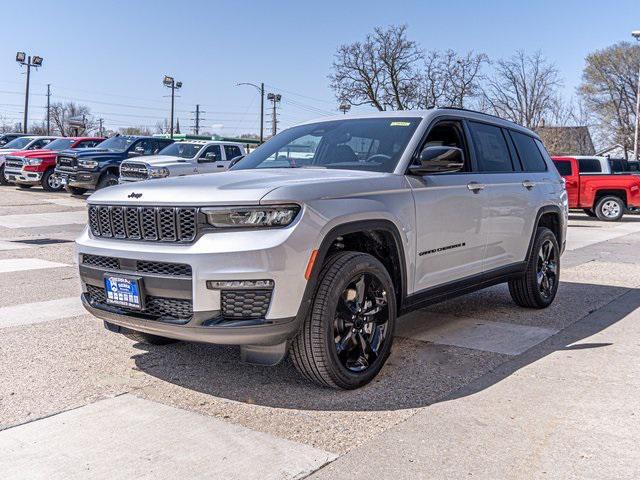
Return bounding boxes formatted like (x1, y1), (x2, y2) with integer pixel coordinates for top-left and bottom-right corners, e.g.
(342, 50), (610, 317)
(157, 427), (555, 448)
(511, 131), (547, 172)
(224, 145), (242, 160)
(577, 158), (602, 173)
(553, 160), (573, 176)
(468, 122), (514, 172)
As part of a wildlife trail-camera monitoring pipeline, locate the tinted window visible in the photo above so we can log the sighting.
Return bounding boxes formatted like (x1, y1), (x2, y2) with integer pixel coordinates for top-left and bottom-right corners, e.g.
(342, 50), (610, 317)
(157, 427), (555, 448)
(628, 162), (640, 172)
(608, 159), (625, 173)
(234, 117), (421, 173)
(43, 139), (74, 151)
(159, 142), (203, 159)
(200, 145), (222, 162)
(468, 122), (513, 172)
(98, 136), (137, 152)
(224, 145), (242, 160)
(28, 139), (53, 150)
(553, 160), (573, 176)
(511, 131), (547, 172)
(2, 137), (33, 149)
(578, 158), (602, 173)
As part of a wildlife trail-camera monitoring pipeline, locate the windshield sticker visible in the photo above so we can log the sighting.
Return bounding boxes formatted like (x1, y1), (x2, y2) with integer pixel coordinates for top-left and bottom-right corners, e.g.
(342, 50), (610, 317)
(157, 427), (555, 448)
(390, 121), (411, 126)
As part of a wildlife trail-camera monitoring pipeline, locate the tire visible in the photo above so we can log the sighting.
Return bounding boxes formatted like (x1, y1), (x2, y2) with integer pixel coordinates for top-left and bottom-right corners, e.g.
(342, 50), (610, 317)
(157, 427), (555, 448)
(594, 196), (625, 222)
(582, 208), (597, 218)
(97, 173), (118, 190)
(122, 330), (178, 345)
(41, 169), (64, 192)
(290, 251), (396, 389)
(0, 164), (9, 185)
(65, 186), (87, 196)
(509, 227), (560, 309)
(17, 184), (32, 189)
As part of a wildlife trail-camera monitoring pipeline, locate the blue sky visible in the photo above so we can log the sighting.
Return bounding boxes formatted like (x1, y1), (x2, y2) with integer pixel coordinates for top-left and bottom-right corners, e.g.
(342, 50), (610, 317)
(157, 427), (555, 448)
(0, 0), (638, 135)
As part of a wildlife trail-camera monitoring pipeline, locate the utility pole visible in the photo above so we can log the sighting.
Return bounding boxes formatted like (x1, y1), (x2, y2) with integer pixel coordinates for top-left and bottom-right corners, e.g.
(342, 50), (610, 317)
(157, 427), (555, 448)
(237, 82), (265, 143)
(98, 118), (104, 137)
(163, 75), (182, 139)
(632, 30), (640, 161)
(15, 52), (43, 134)
(191, 104), (206, 135)
(267, 92), (282, 136)
(46, 84), (51, 135)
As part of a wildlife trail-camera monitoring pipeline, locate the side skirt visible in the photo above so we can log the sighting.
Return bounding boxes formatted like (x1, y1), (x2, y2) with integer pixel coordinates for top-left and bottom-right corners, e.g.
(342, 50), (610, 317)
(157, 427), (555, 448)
(400, 262), (527, 315)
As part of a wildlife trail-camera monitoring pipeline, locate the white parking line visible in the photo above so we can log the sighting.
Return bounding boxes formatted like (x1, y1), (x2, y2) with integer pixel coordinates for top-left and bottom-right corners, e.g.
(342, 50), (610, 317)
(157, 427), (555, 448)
(0, 210), (86, 229)
(0, 297), (85, 328)
(0, 258), (69, 273)
(398, 315), (558, 355)
(0, 394), (337, 480)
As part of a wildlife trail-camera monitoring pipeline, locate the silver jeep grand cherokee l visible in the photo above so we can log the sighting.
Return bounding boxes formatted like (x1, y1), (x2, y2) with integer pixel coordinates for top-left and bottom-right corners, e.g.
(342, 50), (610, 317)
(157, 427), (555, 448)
(77, 108), (568, 389)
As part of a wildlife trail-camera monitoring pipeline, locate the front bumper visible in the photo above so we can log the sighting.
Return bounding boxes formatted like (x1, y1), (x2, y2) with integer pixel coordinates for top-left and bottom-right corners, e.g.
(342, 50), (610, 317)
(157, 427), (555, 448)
(4, 167), (43, 184)
(56, 169), (100, 189)
(76, 218), (316, 346)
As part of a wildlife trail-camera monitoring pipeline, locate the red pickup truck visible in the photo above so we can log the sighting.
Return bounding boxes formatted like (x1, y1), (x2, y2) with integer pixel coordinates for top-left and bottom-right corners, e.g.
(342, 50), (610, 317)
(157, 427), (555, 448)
(3, 137), (104, 192)
(552, 156), (640, 221)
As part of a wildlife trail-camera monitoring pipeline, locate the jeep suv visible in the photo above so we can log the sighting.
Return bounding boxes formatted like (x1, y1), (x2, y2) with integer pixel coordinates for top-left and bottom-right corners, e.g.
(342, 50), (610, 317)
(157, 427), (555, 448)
(76, 108), (567, 389)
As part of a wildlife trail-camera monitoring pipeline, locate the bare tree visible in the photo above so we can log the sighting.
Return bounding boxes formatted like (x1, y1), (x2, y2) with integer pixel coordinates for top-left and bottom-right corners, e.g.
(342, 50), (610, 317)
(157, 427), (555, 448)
(119, 126), (153, 136)
(330, 25), (421, 110)
(49, 102), (97, 136)
(579, 41), (640, 159)
(155, 119), (169, 134)
(482, 51), (562, 128)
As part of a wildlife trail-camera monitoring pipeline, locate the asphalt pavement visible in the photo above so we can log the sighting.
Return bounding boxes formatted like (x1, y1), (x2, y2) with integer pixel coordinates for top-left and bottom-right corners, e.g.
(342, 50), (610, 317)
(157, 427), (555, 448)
(0, 185), (639, 479)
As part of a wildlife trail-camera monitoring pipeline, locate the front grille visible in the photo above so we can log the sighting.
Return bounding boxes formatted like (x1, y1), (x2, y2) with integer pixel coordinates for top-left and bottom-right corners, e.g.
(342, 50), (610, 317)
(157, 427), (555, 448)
(88, 205), (198, 243)
(86, 285), (192, 320)
(81, 254), (191, 277)
(221, 290), (272, 319)
(4, 157), (23, 170)
(120, 163), (149, 180)
(56, 156), (77, 170)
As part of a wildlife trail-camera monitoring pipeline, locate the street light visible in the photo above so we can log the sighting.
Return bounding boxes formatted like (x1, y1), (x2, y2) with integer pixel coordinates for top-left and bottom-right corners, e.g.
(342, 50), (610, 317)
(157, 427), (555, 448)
(632, 30), (640, 161)
(237, 82), (265, 143)
(15, 52), (44, 133)
(339, 103), (351, 115)
(267, 93), (282, 136)
(163, 75), (182, 139)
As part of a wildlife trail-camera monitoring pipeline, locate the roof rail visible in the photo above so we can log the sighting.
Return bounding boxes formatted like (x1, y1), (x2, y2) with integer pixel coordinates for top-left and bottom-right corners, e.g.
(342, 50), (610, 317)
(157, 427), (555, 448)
(434, 106), (508, 122)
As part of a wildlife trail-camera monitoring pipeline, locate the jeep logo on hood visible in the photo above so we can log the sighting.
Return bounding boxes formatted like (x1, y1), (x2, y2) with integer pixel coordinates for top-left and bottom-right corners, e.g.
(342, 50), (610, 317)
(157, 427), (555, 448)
(127, 192), (143, 199)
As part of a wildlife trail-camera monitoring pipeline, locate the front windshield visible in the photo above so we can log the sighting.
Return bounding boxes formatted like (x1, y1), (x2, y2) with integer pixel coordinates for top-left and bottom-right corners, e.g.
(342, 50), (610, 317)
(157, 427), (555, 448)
(158, 142), (203, 159)
(97, 136), (137, 152)
(2, 137), (34, 150)
(233, 117), (421, 173)
(44, 139), (75, 151)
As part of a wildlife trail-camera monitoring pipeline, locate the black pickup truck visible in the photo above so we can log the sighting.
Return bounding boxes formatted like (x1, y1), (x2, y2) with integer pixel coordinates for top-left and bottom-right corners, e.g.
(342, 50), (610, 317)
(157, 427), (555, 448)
(55, 135), (174, 195)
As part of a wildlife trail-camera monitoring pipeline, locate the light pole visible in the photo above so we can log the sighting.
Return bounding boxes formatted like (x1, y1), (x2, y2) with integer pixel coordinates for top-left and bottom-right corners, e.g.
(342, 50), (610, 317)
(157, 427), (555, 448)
(163, 75), (182, 139)
(267, 92), (282, 136)
(237, 82), (265, 143)
(632, 30), (640, 161)
(15, 52), (43, 134)
(339, 103), (351, 115)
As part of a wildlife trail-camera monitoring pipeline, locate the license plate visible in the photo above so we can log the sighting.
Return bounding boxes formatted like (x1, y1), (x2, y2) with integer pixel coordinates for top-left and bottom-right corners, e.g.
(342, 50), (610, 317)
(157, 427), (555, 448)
(60, 176), (67, 185)
(104, 275), (143, 309)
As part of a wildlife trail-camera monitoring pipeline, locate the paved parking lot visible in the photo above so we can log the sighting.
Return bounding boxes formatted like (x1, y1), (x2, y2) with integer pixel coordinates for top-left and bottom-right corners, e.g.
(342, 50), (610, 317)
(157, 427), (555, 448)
(1, 186), (639, 479)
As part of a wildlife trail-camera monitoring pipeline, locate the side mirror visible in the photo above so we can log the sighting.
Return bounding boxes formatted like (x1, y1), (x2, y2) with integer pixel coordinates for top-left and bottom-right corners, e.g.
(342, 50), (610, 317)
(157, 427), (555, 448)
(128, 147), (145, 157)
(408, 146), (464, 175)
(229, 155), (244, 168)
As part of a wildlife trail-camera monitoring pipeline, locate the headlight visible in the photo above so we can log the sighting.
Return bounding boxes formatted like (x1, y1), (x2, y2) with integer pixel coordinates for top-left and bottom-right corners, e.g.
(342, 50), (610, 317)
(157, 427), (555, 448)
(149, 167), (169, 178)
(23, 158), (43, 166)
(202, 205), (300, 228)
(78, 159), (98, 169)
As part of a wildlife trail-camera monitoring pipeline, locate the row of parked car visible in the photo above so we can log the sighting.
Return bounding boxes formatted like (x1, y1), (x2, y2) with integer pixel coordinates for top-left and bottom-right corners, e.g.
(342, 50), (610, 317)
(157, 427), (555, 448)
(0, 132), (246, 194)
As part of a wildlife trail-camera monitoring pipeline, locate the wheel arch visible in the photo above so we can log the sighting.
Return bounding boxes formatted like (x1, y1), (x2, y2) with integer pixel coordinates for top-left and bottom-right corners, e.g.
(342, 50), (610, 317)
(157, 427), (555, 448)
(593, 189), (627, 207)
(525, 205), (564, 263)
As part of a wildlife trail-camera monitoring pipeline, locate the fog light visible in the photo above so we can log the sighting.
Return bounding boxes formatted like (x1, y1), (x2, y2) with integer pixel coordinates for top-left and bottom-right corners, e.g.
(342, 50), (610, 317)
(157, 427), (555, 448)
(206, 280), (274, 290)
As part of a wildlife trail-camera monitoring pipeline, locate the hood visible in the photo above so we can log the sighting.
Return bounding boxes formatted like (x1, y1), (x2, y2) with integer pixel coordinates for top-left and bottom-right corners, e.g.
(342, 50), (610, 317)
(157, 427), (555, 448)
(58, 147), (121, 158)
(0, 148), (25, 155)
(88, 168), (401, 206)
(5, 148), (57, 159)
(123, 155), (190, 168)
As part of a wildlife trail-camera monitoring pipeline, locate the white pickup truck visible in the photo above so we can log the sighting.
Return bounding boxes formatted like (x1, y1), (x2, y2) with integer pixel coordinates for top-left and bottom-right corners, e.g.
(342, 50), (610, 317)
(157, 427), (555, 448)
(119, 140), (246, 183)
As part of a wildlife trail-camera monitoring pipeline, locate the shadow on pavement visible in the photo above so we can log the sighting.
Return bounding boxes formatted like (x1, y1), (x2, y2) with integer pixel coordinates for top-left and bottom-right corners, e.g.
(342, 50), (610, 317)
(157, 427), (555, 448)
(131, 281), (638, 412)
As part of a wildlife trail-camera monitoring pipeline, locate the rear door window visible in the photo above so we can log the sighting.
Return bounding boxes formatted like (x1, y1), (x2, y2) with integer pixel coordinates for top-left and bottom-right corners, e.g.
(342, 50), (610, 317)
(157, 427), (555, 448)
(223, 145), (242, 160)
(467, 121), (514, 172)
(577, 158), (602, 173)
(510, 131), (547, 172)
(553, 160), (573, 176)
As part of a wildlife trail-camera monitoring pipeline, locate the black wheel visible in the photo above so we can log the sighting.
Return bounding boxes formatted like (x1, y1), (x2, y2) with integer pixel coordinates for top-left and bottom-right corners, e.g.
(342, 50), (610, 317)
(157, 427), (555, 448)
(582, 208), (597, 218)
(97, 173), (118, 189)
(594, 196), (624, 221)
(0, 164), (8, 185)
(122, 330), (178, 345)
(290, 251), (396, 389)
(65, 186), (87, 196)
(41, 169), (64, 192)
(17, 184), (32, 189)
(509, 227), (560, 309)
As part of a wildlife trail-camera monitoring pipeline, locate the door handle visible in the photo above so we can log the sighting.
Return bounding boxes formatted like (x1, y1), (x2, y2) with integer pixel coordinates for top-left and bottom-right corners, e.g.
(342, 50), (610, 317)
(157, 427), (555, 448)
(467, 182), (485, 193)
(216, 165), (224, 168)
(522, 180), (536, 190)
